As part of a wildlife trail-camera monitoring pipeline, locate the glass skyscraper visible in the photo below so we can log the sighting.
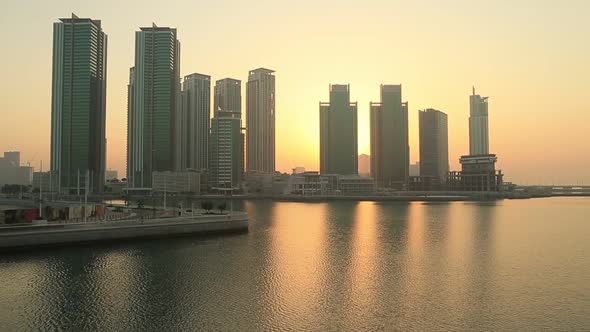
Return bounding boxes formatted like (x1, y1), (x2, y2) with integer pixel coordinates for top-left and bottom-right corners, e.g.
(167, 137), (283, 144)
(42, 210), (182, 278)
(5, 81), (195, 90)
(320, 84), (358, 175)
(127, 25), (180, 188)
(181, 73), (211, 171)
(50, 14), (107, 193)
(419, 109), (449, 181)
(246, 68), (275, 174)
(370, 85), (409, 189)
(209, 78), (244, 189)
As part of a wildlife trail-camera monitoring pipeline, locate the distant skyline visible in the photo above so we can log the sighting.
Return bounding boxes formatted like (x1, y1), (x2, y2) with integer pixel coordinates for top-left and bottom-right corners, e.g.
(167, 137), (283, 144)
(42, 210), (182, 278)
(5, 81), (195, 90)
(1, 0), (589, 184)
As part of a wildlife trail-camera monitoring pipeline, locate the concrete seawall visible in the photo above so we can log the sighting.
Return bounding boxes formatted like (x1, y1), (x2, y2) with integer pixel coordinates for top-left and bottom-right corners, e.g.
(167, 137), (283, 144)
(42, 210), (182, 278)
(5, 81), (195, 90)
(0, 213), (248, 251)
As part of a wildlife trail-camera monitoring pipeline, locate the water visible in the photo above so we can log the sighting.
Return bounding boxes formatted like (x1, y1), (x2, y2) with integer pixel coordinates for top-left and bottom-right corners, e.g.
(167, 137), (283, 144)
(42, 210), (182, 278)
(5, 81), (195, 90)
(1, 198), (589, 331)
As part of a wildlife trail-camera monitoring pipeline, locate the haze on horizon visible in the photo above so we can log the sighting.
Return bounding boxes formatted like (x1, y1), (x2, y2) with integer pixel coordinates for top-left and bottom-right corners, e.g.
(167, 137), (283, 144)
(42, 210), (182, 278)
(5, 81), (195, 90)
(0, 0), (589, 185)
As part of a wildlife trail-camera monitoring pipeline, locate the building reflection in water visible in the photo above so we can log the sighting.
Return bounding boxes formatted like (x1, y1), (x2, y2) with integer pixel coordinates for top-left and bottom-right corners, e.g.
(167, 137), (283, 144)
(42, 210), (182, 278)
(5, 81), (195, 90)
(264, 201), (331, 330)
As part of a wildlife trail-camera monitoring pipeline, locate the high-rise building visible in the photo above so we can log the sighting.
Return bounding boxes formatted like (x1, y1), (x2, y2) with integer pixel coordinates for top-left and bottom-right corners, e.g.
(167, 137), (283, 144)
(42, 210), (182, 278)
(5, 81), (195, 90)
(209, 79), (244, 189)
(246, 68), (275, 174)
(50, 14), (107, 193)
(127, 24), (180, 188)
(469, 87), (489, 155)
(419, 109), (449, 181)
(320, 84), (358, 175)
(181, 73), (211, 171)
(126, 67), (135, 184)
(370, 85), (409, 188)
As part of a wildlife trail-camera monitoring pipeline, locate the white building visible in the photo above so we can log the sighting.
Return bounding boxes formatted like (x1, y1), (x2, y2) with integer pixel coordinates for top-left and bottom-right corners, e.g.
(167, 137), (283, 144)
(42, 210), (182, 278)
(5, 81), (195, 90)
(469, 87), (489, 156)
(285, 172), (329, 195)
(284, 172), (375, 196)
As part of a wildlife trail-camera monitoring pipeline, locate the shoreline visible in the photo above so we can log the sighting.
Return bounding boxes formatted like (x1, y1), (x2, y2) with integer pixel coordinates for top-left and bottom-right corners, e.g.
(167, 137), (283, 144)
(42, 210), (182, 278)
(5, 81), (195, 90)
(0, 213), (249, 252)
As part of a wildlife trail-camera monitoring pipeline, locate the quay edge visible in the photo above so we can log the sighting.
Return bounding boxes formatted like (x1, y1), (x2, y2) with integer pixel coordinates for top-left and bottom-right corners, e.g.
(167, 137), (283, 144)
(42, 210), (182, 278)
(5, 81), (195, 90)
(0, 213), (248, 252)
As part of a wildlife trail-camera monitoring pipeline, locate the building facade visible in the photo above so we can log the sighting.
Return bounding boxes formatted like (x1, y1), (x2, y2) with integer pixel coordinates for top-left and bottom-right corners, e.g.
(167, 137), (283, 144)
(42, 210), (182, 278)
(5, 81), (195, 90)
(469, 87), (489, 155)
(50, 14), (107, 193)
(181, 73), (211, 171)
(152, 171), (200, 193)
(419, 109), (449, 182)
(246, 68), (275, 174)
(127, 25), (180, 188)
(447, 154), (503, 191)
(209, 79), (244, 190)
(320, 84), (358, 175)
(370, 85), (409, 189)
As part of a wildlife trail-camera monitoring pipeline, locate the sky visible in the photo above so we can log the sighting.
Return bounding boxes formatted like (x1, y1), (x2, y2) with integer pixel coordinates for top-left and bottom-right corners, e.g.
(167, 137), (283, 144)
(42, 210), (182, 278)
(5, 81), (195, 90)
(0, 0), (589, 185)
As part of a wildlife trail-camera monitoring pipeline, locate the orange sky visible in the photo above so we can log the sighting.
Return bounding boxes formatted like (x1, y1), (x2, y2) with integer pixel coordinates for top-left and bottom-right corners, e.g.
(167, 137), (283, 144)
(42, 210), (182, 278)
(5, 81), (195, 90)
(0, 0), (589, 184)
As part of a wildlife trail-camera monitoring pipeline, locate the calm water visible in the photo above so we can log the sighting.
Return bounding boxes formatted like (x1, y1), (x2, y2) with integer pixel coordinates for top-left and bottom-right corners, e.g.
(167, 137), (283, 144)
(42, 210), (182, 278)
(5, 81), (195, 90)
(1, 198), (589, 331)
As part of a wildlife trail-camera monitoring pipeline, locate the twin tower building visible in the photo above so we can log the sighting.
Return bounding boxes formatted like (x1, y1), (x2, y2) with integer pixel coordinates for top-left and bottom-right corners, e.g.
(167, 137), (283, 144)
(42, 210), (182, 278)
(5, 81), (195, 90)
(320, 84), (410, 189)
(50, 15), (275, 193)
(321, 84), (492, 190)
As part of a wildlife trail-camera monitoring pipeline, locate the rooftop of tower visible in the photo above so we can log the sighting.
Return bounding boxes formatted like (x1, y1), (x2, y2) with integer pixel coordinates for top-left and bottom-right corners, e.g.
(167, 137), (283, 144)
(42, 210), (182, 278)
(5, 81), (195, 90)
(381, 84), (402, 92)
(249, 68), (275, 75)
(329, 84), (349, 92)
(59, 13), (101, 28)
(184, 73), (211, 80)
(216, 78), (241, 85)
(139, 23), (176, 32)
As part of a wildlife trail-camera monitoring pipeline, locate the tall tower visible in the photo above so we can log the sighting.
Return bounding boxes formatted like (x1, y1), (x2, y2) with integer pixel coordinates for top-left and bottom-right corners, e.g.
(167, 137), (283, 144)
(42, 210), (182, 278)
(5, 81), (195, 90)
(127, 24), (180, 188)
(51, 14), (107, 193)
(419, 109), (449, 181)
(209, 78), (244, 189)
(469, 87), (489, 155)
(126, 67), (135, 183)
(182, 73), (211, 171)
(320, 84), (358, 175)
(246, 68), (275, 174)
(370, 85), (409, 188)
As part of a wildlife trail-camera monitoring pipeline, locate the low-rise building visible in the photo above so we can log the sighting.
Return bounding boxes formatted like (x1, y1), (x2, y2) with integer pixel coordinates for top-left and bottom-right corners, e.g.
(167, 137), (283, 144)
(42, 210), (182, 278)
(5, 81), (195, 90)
(337, 175), (375, 194)
(244, 172), (289, 195)
(285, 173), (376, 196)
(152, 171), (201, 193)
(447, 154), (503, 192)
(105, 179), (127, 194)
(105, 169), (118, 182)
(285, 171), (329, 195)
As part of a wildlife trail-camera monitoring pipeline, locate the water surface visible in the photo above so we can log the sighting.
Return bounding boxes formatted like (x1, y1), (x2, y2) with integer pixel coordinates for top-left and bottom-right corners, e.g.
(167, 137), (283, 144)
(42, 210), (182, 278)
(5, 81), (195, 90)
(1, 198), (589, 331)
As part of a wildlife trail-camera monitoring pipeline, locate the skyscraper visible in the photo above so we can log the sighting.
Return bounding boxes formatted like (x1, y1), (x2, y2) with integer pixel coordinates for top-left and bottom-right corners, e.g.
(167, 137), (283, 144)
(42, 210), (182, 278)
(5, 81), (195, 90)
(246, 68), (275, 174)
(127, 24), (180, 188)
(181, 73), (211, 171)
(469, 87), (489, 155)
(320, 84), (358, 175)
(370, 84), (409, 188)
(419, 109), (449, 181)
(209, 78), (244, 189)
(50, 14), (107, 193)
